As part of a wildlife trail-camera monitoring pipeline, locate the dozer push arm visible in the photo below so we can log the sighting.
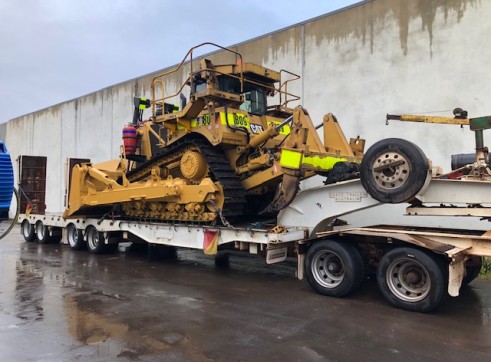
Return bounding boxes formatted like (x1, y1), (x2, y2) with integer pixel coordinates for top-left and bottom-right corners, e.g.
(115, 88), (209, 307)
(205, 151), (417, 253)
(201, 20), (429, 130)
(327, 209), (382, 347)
(260, 106), (364, 214)
(279, 106), (363, 175)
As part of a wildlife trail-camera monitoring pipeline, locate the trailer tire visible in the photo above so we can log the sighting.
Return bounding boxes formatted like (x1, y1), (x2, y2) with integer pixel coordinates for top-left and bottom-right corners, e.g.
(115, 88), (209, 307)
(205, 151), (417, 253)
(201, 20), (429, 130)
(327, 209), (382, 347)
(377, 247), (446, 312)
(105, 242), (119, 254)
(50, 228), (62, 244)
(305, 239), (364, 297)
(35, 221), (52, 244)
(360, 138), (430, 203)
(147, 244), (176, 261)
(462, 256), (483, 287)
(86, 226), (107, 254)
(21, 220), (36, 242)
(67, 224), (85, 250)
(214, 252), (230, 268)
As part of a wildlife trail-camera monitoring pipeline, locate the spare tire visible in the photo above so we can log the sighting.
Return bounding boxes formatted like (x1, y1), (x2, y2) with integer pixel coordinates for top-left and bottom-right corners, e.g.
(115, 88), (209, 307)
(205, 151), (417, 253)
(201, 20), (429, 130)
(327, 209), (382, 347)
(360, 138), (430, 203)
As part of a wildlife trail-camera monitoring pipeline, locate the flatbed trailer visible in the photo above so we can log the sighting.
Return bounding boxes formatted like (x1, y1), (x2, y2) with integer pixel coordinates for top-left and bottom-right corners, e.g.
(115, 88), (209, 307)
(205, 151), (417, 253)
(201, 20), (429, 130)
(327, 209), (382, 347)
(18, 178), (491, 313)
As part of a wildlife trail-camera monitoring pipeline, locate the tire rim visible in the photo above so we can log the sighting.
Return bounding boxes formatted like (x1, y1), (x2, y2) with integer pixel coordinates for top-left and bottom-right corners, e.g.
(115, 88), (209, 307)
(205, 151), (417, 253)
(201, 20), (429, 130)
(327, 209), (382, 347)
(311, 250), (345, 288)
(22, 221), (31, 238)
(67, 226), (78, 247)
(87, 228), (99, 250)
(36, 223), (45, 240)
(371, 151), (410, 190)
(386, 258), (431, 302)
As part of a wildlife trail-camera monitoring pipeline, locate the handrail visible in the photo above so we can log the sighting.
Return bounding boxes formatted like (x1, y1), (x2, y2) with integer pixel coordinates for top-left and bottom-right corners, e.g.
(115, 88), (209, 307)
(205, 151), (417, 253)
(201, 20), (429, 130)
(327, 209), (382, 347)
(278, 69), (301, 107)
(153, 76), (190, 112)
(150, 43), (302, 118)
(151, 42), (243, 117)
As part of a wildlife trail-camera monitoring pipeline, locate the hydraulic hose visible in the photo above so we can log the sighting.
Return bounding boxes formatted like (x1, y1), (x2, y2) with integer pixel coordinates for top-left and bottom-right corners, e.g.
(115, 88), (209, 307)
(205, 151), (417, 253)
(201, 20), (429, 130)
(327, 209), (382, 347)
(0, 188), (20, 240)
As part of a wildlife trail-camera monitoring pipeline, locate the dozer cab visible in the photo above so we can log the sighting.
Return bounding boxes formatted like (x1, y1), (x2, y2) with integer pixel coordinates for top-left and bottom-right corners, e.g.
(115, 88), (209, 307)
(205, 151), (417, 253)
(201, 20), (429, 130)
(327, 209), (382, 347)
(65, 43), (364, 224)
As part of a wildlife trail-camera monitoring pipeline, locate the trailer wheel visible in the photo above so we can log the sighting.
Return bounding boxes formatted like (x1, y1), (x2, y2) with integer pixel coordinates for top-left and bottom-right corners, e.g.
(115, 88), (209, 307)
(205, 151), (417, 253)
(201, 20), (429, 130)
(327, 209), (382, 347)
(305, 240), (364, 297)
(86, 226), (107, 254)
(147, 244), (177, 261)
(35, 221), (52, 244)
(105, 243), (119, 254)
(50, 228), (62, 244)
(67, 224), (85, 250)
(360, 138), (430, 203)
(21, 220), (36, 242)
(377, 247), (446, 312)
(462, 256), (482, 287)
(214, 252), (230, 268)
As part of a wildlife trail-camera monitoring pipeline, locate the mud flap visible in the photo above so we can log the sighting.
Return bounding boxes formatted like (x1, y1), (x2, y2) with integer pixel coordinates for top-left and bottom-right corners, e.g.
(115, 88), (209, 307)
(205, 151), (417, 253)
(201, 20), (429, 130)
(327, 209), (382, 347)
(266, 246), (288, 264)
(260, 173), (300, 214)
(448, 259), (465, 297)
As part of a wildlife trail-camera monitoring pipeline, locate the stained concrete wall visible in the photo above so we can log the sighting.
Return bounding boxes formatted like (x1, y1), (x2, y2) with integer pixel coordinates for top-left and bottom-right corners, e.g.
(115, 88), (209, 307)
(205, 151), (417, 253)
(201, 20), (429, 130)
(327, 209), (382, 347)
(4, 0), (489, 213)
(0, 123), (6, 142)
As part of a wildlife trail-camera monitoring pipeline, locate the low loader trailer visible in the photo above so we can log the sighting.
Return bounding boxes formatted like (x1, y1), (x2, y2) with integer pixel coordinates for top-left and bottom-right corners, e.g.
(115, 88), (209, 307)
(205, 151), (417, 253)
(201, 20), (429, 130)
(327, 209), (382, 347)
(18, 173), (491, 313)
(13, 45), (491, 312)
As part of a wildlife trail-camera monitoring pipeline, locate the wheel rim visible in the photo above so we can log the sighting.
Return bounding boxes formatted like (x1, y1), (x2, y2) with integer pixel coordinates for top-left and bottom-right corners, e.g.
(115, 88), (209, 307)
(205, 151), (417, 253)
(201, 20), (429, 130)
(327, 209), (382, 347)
(22, 221), (31, 237)
(386, 257), (431, 302)
(36, 223), (45, 240)
(311, 250), (345, 288)
(87, 228), (99, 250)
(371, 151), (410, 190)
(67, 225), (78, 247)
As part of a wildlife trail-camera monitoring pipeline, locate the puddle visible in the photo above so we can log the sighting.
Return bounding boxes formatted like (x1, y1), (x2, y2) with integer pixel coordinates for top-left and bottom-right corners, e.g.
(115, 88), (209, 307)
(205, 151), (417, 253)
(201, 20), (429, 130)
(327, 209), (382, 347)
(65, 296), (128, 345)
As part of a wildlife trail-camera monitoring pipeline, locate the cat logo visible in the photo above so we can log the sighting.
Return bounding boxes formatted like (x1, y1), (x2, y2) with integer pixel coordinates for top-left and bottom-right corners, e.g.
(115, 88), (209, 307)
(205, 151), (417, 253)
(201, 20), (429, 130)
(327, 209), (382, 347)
(250, 124), (264, 134)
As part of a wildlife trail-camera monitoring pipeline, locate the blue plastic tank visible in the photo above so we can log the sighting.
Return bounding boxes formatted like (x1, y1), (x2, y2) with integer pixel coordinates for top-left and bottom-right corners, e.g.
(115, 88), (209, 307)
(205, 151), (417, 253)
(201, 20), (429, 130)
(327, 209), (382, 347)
(0, 141), (14, 220)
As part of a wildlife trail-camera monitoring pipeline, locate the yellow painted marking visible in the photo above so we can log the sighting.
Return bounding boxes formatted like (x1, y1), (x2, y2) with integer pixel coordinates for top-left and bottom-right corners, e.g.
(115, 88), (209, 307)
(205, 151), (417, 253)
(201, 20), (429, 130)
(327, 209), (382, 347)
(268, 121), (291, 135)
(176, 112), (249, 131)
(280, 149), (303, 169)
(302, 155), (347, 171)
(220, 112), (250, 128)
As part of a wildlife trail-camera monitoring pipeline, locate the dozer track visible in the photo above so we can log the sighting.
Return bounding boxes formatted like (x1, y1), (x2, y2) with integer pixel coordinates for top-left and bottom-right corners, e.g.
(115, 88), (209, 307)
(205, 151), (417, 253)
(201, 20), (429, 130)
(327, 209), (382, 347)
(126, 135), (247, 222)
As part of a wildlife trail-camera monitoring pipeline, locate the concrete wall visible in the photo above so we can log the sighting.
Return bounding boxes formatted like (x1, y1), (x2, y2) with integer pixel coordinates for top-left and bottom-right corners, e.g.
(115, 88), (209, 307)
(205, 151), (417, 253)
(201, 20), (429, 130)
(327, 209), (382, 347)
(5, 0), (489, 213)
(0, 119), (6, 216)
(0, 123), (5, 142)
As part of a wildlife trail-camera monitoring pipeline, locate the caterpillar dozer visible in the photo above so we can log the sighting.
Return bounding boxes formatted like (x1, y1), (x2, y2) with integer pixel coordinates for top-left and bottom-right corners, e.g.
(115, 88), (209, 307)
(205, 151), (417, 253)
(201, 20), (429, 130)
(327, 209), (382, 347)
(64, 43), (364, 223)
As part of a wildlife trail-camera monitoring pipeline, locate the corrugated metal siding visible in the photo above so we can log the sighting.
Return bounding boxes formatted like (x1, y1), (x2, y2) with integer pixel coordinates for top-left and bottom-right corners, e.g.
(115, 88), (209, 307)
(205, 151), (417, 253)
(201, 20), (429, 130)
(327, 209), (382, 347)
(0, 142), (14, 219)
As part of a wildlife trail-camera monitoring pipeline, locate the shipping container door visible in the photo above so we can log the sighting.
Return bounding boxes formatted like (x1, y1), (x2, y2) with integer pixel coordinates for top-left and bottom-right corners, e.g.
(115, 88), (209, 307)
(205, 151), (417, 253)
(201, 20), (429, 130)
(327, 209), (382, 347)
(18, 155), (47, 215)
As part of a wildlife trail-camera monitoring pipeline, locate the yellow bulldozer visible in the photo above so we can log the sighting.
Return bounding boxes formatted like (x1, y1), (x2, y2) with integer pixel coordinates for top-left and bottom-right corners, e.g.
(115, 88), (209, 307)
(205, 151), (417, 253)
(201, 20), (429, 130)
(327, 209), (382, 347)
(65, 43), (364, 224)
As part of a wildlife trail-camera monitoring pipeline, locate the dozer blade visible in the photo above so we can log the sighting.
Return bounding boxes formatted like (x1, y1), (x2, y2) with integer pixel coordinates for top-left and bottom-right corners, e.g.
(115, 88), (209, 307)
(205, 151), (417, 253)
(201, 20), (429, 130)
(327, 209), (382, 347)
(260, 173), (300, 215)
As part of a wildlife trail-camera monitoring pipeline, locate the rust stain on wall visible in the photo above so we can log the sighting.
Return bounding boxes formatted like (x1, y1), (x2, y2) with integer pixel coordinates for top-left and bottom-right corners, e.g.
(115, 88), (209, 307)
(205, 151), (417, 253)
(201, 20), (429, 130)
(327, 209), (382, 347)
(6, 0), (482, 127)
(312, 0), (480, 54)
(239, 27), (303, 64)
(415, 0), (480, 57)
(253, 0), (481, 63)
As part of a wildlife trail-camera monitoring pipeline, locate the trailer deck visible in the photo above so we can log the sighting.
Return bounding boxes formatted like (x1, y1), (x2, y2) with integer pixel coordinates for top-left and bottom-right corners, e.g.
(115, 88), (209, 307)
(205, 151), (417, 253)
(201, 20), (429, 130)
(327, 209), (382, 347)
(17, 176), (491, 312)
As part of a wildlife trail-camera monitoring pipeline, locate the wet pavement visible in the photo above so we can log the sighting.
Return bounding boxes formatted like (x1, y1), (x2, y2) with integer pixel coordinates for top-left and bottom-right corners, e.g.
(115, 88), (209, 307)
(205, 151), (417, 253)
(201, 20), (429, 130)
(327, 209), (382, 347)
(0, 226), (490, 361)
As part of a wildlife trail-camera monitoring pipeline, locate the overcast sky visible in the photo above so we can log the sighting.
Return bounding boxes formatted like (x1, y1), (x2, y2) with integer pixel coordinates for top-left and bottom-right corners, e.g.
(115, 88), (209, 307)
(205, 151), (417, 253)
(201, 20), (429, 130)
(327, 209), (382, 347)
(0, 0), (361, 124)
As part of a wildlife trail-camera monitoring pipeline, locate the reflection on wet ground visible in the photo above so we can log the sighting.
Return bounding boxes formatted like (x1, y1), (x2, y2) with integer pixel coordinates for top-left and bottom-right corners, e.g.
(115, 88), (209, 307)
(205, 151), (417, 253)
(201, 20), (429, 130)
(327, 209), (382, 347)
(15, 259), (45, 321)
(65, 296), (128, 345)
(0, 226), (490, 361)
